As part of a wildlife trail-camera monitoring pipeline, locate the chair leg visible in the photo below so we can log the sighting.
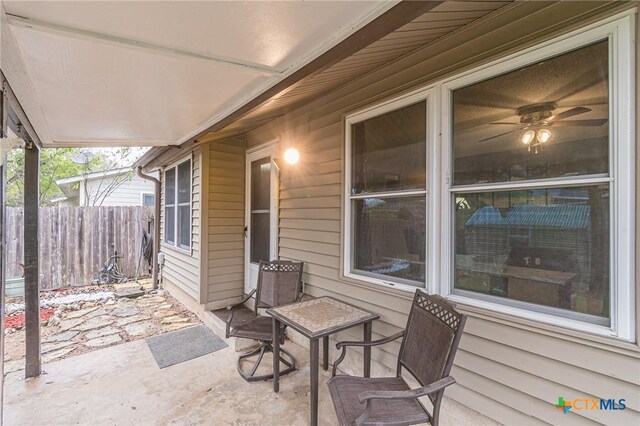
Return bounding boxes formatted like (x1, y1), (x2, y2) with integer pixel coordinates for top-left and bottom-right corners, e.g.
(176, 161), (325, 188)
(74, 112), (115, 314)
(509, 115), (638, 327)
(431, 392), (444, 426)
(237, 341), (297, 382)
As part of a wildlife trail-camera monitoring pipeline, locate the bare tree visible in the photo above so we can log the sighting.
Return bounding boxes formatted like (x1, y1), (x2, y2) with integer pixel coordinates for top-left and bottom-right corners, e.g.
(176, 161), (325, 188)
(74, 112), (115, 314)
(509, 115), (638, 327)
(85, 170), (133, 206)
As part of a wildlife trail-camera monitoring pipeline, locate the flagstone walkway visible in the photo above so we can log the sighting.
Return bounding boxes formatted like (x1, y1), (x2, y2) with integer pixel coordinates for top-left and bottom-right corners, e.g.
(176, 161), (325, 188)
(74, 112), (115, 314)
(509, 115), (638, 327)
(4, 282), (200, 375)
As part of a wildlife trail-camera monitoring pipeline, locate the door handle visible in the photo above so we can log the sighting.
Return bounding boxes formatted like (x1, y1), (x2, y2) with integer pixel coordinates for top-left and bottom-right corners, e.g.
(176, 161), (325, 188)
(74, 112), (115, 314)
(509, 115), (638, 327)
(243, 226), (248, 238)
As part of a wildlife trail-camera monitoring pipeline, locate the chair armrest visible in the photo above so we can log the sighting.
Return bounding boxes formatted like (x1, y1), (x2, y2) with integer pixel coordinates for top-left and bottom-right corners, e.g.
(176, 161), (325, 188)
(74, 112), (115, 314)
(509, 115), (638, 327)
(225, 289), (256, 338)
(335, 331), (405, 349)
(227, 289), (256, 311)
(354, 376), (456, 426)
(331, 331), (404, 376)
(357, 376), (455, 403)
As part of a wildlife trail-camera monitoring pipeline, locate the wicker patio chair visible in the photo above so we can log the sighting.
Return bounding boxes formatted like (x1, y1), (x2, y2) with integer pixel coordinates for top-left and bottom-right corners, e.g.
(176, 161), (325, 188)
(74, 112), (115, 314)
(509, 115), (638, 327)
(225, 260), (304, 382)
(327, 289), (466, 426)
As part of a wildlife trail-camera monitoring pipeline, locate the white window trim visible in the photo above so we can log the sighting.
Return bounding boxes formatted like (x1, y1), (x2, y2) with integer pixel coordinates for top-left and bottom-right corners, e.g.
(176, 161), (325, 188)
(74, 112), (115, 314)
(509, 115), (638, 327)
(163, 156), (192, 252)
(439, 12), (635, 342)
(343, 87), (437, 292)
(164, 168), (176, 246)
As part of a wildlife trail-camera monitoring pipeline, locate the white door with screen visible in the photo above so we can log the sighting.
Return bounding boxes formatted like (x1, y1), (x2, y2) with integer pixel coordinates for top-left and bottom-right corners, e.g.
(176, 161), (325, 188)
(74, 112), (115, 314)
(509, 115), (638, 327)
(245, 144), (278, 293)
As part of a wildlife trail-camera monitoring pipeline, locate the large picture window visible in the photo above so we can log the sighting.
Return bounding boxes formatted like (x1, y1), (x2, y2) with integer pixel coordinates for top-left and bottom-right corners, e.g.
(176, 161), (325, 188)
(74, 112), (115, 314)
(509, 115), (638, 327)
(345, 97), (430, 288)
(344, 14), (634, 340)
(164, 159), (191, 250)
(442, 15), (634, 340)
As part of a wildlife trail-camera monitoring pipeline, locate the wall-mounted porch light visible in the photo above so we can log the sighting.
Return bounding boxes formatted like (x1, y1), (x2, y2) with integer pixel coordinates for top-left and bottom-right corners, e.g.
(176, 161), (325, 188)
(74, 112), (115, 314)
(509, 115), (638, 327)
(284, 148), (300, 165)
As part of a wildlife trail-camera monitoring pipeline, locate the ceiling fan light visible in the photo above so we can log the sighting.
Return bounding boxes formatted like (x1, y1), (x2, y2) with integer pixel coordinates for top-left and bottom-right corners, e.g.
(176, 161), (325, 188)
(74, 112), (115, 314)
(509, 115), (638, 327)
(521, 130), (535, 145)
(537, 128), (552, 143)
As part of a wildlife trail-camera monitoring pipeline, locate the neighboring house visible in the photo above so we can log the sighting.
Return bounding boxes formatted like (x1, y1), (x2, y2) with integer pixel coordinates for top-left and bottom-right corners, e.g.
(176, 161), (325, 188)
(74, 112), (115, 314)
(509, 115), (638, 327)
(135, 3), (639, 425)
(55, 168), (158, 207)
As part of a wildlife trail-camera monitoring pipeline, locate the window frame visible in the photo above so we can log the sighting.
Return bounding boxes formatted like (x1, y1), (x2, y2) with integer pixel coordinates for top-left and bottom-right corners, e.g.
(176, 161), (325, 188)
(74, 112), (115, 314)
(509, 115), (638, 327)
(164, 168), (176, 246)
(343, 88), (437, 292)
(163, 157), (192, 252)
(341, 12), (635, 341)
(439, 13), (635, 341)
(141, 192), (155, 207)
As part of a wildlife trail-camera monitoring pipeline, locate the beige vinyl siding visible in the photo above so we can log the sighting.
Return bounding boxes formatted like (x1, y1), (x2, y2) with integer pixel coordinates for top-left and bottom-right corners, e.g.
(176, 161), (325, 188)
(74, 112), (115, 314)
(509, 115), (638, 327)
(206, 138), (245, 304)
(159, 149), (201, 300)
(246, 2), (640, 425)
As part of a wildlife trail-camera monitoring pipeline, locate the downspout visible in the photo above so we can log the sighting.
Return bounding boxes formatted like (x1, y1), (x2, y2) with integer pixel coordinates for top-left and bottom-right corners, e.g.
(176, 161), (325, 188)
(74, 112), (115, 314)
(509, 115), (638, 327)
(136, 166), (160, 290)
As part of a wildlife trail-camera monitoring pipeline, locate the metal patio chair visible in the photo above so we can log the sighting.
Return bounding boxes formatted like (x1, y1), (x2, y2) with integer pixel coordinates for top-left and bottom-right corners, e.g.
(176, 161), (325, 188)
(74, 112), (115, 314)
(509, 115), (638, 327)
(225, 260), (304, 382)
(327, 289), (466, 426)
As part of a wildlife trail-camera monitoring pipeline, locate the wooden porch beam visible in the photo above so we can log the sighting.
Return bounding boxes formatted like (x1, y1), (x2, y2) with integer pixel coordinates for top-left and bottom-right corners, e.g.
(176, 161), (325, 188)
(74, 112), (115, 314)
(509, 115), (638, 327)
(23, 139), (41, 378)
(2, 67), (44, 380)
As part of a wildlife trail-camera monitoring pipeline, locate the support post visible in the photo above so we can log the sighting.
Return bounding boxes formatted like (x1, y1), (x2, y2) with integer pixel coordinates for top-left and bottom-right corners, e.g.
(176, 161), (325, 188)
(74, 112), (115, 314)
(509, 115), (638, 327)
(0, 86), (7, 411)
(24, 140), (41, 378)
(0, 157), (5, 404)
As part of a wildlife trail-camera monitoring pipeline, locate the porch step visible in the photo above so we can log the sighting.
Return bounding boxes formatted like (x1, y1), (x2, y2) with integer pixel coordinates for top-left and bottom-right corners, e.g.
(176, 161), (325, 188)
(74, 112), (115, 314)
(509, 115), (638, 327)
(205, 306), (257, 352)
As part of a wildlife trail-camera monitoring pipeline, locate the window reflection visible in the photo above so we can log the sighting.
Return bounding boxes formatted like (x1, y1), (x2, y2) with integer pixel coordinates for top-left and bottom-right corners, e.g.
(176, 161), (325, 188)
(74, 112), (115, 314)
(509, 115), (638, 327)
(454, 186), (610, 321)
(452, 40), (609, 185)
(352, 102), (426, 193)
(353, 197), (426, 284)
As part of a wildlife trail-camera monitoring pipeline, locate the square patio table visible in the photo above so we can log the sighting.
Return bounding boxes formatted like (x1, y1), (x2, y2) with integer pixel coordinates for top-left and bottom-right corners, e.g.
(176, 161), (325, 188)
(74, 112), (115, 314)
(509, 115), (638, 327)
(267, 296), (379, 426)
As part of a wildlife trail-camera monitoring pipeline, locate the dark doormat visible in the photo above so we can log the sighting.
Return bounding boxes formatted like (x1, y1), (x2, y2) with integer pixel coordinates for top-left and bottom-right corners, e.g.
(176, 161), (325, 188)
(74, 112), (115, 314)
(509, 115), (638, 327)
(146, 325), (228, 369)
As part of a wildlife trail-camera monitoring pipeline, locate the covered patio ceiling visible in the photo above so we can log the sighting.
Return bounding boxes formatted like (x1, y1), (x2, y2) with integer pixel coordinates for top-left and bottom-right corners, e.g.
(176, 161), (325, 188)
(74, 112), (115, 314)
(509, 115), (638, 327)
(0, 0), (400, 147)
(0, 1), (520, 151)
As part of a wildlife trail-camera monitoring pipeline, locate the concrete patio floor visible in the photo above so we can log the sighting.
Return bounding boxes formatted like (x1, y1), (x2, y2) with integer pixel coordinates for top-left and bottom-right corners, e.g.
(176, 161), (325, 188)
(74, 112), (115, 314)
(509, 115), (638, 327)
(4, 326), (499, 425)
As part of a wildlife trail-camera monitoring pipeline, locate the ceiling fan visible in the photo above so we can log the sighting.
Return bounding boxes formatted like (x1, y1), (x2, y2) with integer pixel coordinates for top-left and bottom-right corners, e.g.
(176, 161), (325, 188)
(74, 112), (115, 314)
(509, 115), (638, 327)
(478, 102), (608, 152)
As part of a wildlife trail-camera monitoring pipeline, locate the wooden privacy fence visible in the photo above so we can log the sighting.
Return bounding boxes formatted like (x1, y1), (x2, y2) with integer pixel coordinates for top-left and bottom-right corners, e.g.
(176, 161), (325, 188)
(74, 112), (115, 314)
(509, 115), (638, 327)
(6, 206), (154, 290)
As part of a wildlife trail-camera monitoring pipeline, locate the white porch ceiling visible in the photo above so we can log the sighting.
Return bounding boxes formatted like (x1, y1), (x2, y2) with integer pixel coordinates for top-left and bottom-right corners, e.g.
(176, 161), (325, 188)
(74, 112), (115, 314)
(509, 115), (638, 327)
(0, 1), (393, 147)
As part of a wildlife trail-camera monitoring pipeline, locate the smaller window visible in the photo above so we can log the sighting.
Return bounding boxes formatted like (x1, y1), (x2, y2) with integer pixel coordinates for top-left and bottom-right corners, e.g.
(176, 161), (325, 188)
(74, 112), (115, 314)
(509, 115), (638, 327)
(164, 168), (176, 245)
(345, 98), (429, 288)
(142, 193), (155, 207)
(164, 159), (191, 249)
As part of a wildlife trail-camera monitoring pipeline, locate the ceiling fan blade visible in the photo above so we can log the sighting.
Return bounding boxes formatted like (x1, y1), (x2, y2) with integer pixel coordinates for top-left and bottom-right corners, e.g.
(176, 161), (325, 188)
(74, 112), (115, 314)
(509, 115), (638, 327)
(476, 128), (520, 143)
(552, 119), (608, 127)
(547, 61), (608, 104)
(548, 106), (591, 122)
(490, 122), (521, 125)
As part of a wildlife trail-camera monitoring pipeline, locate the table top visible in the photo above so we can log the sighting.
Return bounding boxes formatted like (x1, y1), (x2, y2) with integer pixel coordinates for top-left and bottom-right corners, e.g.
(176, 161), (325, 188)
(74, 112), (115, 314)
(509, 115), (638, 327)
(266, 296), (379, 339)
